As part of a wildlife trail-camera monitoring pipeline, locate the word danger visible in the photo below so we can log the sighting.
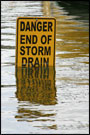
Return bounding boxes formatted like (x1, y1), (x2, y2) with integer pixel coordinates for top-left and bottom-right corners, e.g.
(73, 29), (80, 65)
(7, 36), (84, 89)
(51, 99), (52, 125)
(20, 21), (53, 32)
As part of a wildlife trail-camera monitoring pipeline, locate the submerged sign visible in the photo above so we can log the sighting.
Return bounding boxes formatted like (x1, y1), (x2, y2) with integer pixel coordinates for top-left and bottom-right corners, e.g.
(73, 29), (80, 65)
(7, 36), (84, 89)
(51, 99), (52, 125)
(16, 17), (56, 67)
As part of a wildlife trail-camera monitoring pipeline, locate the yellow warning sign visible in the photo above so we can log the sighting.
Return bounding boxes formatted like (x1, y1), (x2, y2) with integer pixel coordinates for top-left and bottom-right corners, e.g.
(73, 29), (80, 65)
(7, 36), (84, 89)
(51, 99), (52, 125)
(16, 17), (56, 67)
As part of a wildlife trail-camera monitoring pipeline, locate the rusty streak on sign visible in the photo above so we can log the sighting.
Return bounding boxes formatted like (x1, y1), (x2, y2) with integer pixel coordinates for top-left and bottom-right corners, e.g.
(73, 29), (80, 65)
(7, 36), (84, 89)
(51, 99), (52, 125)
(16, 17), (56, 67)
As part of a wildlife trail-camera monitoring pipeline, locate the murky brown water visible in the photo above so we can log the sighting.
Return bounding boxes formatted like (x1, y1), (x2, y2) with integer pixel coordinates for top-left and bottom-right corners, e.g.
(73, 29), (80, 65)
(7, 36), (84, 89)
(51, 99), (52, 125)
(1, 1), (89, 134)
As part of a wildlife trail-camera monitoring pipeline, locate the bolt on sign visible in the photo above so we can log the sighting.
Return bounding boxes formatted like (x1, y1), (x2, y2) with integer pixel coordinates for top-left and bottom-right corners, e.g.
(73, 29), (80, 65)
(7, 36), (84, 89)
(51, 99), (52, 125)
(16, 17), (56, 67)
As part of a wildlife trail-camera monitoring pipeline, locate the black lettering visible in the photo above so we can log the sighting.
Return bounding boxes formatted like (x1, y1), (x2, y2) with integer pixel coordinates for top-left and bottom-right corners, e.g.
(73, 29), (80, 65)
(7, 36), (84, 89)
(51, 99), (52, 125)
(38, 47), (43, 55)
(44, 46), (51, 55)
(22, 57), (27, 67)
(20, 46), (25, 55)
(41, 35), (46, 44)
(43, 22), (47, 31)
(26, 35), (31, 44)
(48, 35), (52, 44)
(20, 35), (25, 44)
(34, 57), (39, 67)
(43, 58), (49, 67)
(37, 22), (42, 31)
(33, 35), (37, 44)
(32, 46), (37, 55)
(31, 22), (36, 31)
(26, 21), (30, 31)
(28, 57), (33, 67)
(26, 46), (31, 55)
(48, 22), (52, 31)
(20, 22), (25, 31)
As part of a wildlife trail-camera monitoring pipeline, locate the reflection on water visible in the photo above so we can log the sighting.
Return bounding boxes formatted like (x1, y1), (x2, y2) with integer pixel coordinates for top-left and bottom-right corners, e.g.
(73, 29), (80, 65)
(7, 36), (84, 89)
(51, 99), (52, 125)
(52, 1), (89, 58)
(15, 67), (56, 105)
(15, 67), (57, 124)
(51, 2), (89, 60)
(57, 1), (89, 21)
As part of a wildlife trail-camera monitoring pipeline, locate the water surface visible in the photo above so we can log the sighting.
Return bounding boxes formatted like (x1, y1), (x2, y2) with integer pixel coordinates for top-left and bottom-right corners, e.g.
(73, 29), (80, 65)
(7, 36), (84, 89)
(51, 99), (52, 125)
(1, 1), (89, 134)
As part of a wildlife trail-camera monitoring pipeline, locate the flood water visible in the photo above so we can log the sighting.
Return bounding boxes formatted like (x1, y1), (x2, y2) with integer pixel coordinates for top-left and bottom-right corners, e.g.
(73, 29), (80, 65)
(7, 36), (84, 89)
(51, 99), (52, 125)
(1, 1), (89, 134)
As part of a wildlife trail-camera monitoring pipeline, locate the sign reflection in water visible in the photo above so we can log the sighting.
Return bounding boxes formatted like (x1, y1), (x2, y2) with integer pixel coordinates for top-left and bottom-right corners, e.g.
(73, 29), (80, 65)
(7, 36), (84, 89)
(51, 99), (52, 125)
(15, 67), (57, 123)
